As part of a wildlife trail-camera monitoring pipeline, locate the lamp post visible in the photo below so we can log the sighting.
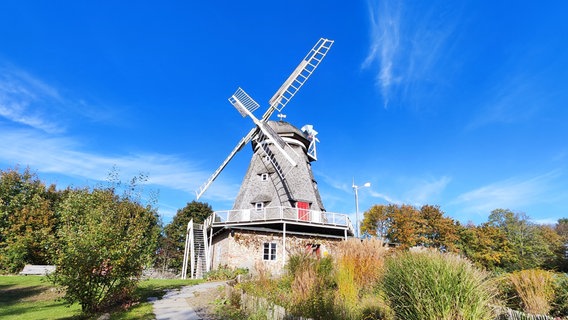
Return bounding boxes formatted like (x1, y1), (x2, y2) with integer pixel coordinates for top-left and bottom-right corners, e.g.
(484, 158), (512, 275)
(352, 180), (371, 238)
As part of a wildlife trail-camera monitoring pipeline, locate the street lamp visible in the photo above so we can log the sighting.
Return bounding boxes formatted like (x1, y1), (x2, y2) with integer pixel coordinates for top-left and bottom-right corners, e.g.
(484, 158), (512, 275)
(352, 180), (371, 238)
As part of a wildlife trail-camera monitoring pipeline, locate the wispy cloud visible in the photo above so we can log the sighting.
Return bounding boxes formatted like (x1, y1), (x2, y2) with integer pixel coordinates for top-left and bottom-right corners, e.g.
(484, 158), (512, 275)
(0, 67), (64, 133)
(0, 128), (212, 193)
(467, 73), (548, 129)
(368, 175), (451, 206)
(452, 171), (563, 215)
(363, 0), (401, 107)
(362, 1), (461, 107)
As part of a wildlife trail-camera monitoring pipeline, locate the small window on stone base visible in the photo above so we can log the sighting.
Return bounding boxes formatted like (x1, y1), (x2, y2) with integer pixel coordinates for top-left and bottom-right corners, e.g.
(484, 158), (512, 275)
(263, 242), (276, 261)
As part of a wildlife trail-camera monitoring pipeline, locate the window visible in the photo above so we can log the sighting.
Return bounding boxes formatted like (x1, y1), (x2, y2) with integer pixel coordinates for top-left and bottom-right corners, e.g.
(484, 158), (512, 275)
(255, 202), (264, 212)
(261, 173), (269, 181)
(263, 242), (277, 260)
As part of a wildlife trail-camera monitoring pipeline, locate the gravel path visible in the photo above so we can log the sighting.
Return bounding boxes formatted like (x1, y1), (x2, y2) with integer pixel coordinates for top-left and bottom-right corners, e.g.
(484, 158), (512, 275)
(151, 281), (226, 320)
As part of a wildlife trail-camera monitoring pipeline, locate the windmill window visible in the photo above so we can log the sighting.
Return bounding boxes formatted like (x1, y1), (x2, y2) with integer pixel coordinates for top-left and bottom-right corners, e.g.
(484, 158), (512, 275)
(261, 173), (269, 181)
(255, 202), (264, 212)
(263, 242), (277, 260)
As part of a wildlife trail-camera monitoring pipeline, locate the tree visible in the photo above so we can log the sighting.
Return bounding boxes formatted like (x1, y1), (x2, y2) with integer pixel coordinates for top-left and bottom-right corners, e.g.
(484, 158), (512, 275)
(419, 205), (459, 252)
(162, 201), (213, 269)
(0, 167), (61, 273)
(361, 204), (392, 240)
(487, 209), (559, 271)
(458, 223), (513, 270)
(387, 204), (425, 249)
(556, 218), (568, 271)
(52, 182), (160, 313)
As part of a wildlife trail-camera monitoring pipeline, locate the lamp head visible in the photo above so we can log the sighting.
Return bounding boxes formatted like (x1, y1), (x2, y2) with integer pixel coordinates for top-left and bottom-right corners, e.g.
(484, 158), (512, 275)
(363, 182), (371, 188)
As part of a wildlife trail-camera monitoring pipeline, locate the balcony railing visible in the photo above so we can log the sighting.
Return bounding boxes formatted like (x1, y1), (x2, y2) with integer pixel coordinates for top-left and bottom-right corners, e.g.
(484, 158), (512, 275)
(204, 206), (354, 234)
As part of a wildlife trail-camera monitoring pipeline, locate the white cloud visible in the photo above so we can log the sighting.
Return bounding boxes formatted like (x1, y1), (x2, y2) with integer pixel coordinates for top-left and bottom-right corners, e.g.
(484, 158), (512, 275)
(452, 171), (562, 215)
(362, 1), (461, 107)
(363, 0), (401, 107)
(0, 127), (218, 196)
(0, 68), (64, 133)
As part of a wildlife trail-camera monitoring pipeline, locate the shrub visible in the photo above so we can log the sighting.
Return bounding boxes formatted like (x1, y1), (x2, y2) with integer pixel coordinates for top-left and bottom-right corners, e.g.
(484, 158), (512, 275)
(382, 250), (497, 320)
(506, 269), (556, 315)
(205, 265), (248, 281)
(51, 186), (160, 313)
(551, 273), (568, 317)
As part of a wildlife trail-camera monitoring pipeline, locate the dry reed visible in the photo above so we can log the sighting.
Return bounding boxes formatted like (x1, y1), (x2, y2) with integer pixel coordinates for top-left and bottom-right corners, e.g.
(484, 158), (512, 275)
(508, 269), (556, 315)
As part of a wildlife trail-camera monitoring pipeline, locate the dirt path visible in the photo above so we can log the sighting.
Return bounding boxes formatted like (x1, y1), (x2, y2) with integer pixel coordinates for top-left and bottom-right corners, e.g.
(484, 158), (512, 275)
(151, 281), (226, 320)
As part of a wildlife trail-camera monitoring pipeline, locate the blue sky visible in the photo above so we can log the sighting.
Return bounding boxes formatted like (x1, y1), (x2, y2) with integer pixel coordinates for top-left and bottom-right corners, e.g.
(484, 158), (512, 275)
(1, 1), (567, 226)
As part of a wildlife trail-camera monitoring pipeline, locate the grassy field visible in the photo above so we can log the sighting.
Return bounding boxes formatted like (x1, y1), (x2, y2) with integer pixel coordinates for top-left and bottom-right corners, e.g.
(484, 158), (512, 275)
(0, 275), (201, 320)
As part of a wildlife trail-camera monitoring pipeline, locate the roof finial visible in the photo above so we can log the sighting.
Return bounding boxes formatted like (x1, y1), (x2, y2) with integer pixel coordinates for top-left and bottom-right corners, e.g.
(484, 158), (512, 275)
(277, 113), (287, 122)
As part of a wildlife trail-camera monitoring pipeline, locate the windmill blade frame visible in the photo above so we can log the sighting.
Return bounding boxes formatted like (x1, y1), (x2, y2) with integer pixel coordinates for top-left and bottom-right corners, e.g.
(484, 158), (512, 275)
(263, 38), (334, 119)
(194, 37), (333, 200)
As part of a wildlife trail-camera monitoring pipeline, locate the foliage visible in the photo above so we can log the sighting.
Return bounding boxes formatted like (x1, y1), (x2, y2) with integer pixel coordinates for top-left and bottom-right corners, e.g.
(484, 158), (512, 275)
(334, 238), (390, 319)
(205, 265), (249, 281)
(419, 205), (459, 251)
(487, 209), (560, 271)
(553, 218), (568, 272)
(51, 180), (161, 313)
(362, 204), (459, 251)
(382, 250), (497, 320)
(458, 223), (513, 270)
(551, 273), (568, 317)
(360, 204), (392, 240)
(507, 269), (556, 315)
(161, 201), (213, 270)
(0, 167), (62, 273)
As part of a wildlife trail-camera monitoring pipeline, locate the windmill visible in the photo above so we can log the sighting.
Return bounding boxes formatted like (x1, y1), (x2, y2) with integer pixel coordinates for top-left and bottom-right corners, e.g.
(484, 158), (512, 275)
(195, 38), (334, 206)
(183, 39), (357, 279)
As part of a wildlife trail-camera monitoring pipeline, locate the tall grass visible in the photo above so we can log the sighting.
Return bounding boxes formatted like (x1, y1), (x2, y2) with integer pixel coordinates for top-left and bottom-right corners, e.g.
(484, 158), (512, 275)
(382, 250), (497, 320)
(334, 238), (389, 318)
(507, 269), (556, 315)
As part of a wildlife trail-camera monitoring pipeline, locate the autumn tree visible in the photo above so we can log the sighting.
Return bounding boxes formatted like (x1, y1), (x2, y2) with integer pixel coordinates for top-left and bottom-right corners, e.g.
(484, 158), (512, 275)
(458, 223), (513, 270)
(0, 167), (61, 273)
(386, 204), (425, 249)
(52, 180), (160, 313)
(162, 201), (213, 269)
(360, 204), (392, 240)
(487, 209), (560, 271)
(419, 205), (459, 252)
(362, 204), (459, 251)
(556, 218), (568, 271)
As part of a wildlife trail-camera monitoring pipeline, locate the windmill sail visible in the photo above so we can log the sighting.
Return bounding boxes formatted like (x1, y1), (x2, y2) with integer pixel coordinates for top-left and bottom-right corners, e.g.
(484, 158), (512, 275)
(195, 38), (333, 200)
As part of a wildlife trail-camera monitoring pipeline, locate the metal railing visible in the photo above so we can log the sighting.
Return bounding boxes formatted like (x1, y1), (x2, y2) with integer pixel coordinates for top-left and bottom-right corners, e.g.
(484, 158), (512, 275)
(204, 206), (353, 234)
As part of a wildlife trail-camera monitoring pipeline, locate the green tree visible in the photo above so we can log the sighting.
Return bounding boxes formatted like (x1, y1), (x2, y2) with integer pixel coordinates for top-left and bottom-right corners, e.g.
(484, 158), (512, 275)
(487, 209), (558, 271)
(458, 223), (513, 271)
(52, 182), (160, 313)
(360, 204), (392, 240)
(556, 218), (568, 271)
(0, 167), (61, 273)
(162, 201), (213, 269)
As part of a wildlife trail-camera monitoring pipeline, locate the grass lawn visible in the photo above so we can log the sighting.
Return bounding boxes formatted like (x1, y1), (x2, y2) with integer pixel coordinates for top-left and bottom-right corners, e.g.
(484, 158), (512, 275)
(0, 275), (201, 320)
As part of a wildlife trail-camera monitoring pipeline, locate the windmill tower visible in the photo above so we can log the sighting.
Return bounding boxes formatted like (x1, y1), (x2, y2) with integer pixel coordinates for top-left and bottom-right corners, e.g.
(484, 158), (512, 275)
(232, 119), (325, 214)
(183, 38), (354, 279)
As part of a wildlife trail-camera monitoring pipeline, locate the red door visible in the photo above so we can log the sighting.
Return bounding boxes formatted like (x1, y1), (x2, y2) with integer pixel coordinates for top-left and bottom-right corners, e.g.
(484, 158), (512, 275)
(297, 201), (309, 221)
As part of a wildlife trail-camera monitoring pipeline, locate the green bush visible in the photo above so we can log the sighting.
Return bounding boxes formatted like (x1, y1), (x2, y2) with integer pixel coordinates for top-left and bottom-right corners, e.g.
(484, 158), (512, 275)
(205, 265), (248, 281)
(551, 273), (568, 317)
(51, 185), (160, 313)
(382, 250), (497, 320)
